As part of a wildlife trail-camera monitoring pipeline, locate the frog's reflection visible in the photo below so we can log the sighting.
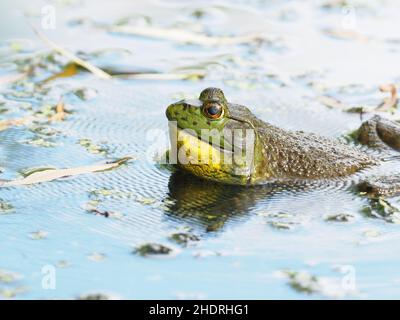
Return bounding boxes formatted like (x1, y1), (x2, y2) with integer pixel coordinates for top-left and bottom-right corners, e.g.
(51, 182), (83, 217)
(164, 170), (285, 232)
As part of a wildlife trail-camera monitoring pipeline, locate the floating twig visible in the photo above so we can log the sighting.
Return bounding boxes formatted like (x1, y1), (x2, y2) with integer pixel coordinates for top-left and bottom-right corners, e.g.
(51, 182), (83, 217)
(31, 25), (112, 80)
(109, 25), (262, 46)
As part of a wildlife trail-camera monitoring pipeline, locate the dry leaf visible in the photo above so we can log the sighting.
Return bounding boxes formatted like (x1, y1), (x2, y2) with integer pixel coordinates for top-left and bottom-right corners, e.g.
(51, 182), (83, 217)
(376, 84), (398, 112)
(1, 157), (131, 187)
(0, 116), (35, 132)
(49, 99), (66, 121)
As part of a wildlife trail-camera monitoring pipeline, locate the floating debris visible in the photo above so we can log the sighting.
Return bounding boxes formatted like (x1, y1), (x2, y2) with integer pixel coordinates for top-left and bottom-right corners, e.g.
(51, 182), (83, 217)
(1, 157), (131, 187)
(77, 292), (119, 300)
(323, 28), (370, 43)
(0, 269), (21, 284)
(87, 252), (106, 262)
(361, 197), (400, 224)
(108, 24), (262, 46)
(362, 229), (381, 238)
(279, 270), (357, 298)
(73, 87), (98, 100)
(23, 137), (57, 148)
(0, 286), (27, 299)
(32, 25), (112, 79)
(318, 95), (347, 110)
(268, 221), (293, 230)
(0, 115), (35, 132)
(376, 84), (398, 112)
(0, 201), (14, 214)
(89, 188), (115, 197)
(134, 243), (173, 257)
(325, 213), (355, 222)
(56, 260), (71, 268)
(29, 230), (48, 240)
(86, 207), (123, 219)
(169, 232), (200, 246)
(135, 196), (157, 206)
(79, 138), (109, 155)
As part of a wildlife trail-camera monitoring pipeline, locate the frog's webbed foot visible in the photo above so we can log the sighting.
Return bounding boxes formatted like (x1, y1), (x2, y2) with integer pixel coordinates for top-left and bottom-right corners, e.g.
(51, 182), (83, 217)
(358, 115), (400, 151)
(358, 175), (400, 198)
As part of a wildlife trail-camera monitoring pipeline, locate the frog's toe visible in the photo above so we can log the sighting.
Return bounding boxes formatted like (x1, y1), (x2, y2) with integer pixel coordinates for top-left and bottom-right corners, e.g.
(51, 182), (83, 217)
(357, 174), (400, 197)
(358, 115), (400, 151)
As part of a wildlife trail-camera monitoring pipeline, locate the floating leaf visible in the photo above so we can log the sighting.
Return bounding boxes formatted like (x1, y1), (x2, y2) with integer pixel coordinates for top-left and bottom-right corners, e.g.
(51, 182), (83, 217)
(325, 213), (355, 222)
(0, 286), (26, 299)
(134, 243), (173, 257)
(0, 270), (21, 284)
(169, 232), (200, 246)
(376, 84), (398, 112)
(1, 157), (131, 187)
(0, 116), (34, 132)
(29, 230), (48, 240)
(23, 138), (57, 148)
(269, 221), (294, 230)
(87, 252), (106, 262)
(79, 139), (109, 155)
(73, 87), (98, 100)
(0, 201), (14, 214)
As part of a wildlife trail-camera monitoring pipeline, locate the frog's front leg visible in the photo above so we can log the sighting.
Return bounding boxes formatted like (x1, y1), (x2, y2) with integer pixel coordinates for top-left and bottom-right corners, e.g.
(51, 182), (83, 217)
(358, 175), (400, 198)
(358, 115), (400, 151)
(356, 115), (400, 197)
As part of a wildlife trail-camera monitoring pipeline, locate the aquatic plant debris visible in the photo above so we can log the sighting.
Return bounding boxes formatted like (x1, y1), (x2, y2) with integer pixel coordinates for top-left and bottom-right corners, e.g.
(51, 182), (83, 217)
(376, 84), (398, 112)
(31, 25), (112, 80)
(169, 232), (200, 246)
(107, 25), (262, 46)
(0, 100), (68, 133)
(279, 270), (357, 298)
(325, 213), (355, 222)
(0, 269), (21, 283)
(134, 243), (173, 257)
(0, 157), (131, 187)
(361, 197), (400, 224)
(29, 230), (48, 240)
(318, 84), (398, 113)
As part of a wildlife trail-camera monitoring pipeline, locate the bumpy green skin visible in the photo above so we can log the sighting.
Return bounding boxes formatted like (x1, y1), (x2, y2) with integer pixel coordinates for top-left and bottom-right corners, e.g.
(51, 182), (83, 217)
(166, 88), (400, 195)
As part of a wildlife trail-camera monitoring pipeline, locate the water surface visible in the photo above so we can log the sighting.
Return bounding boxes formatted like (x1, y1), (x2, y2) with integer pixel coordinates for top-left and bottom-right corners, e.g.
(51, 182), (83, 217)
(0, 0), (400, 299)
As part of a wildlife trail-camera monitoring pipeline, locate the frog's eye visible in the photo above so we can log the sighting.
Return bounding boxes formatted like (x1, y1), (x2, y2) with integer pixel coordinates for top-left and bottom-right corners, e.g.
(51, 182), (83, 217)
(203, 103), (224, 120)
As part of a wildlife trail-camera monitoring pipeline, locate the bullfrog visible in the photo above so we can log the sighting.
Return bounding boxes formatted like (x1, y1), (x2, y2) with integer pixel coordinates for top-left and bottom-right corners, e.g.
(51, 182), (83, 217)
(166, 87), (400, 197)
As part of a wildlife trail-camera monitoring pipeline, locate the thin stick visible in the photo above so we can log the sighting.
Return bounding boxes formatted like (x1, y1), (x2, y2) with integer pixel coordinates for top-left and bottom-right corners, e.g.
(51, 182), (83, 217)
(110, 25), (262, 46)
(31, 25), (112, 80)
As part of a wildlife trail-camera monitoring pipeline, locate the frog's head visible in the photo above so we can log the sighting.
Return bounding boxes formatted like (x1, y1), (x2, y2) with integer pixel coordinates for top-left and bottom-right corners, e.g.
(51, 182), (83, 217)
(166, 88), (263, 185)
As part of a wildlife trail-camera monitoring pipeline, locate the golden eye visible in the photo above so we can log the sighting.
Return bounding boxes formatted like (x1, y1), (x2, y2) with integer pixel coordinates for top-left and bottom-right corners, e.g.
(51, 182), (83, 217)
(203, 103), (224, 119)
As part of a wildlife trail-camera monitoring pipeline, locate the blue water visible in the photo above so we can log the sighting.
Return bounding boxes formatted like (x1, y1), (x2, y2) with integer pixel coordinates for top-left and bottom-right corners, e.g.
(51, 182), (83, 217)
(0, 0), (400, 299)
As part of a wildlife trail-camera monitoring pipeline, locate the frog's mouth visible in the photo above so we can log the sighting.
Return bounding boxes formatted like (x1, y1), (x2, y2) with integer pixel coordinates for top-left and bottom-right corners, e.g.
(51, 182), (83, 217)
(168, 122), (255, 182)
(169, 122), (232, 160)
